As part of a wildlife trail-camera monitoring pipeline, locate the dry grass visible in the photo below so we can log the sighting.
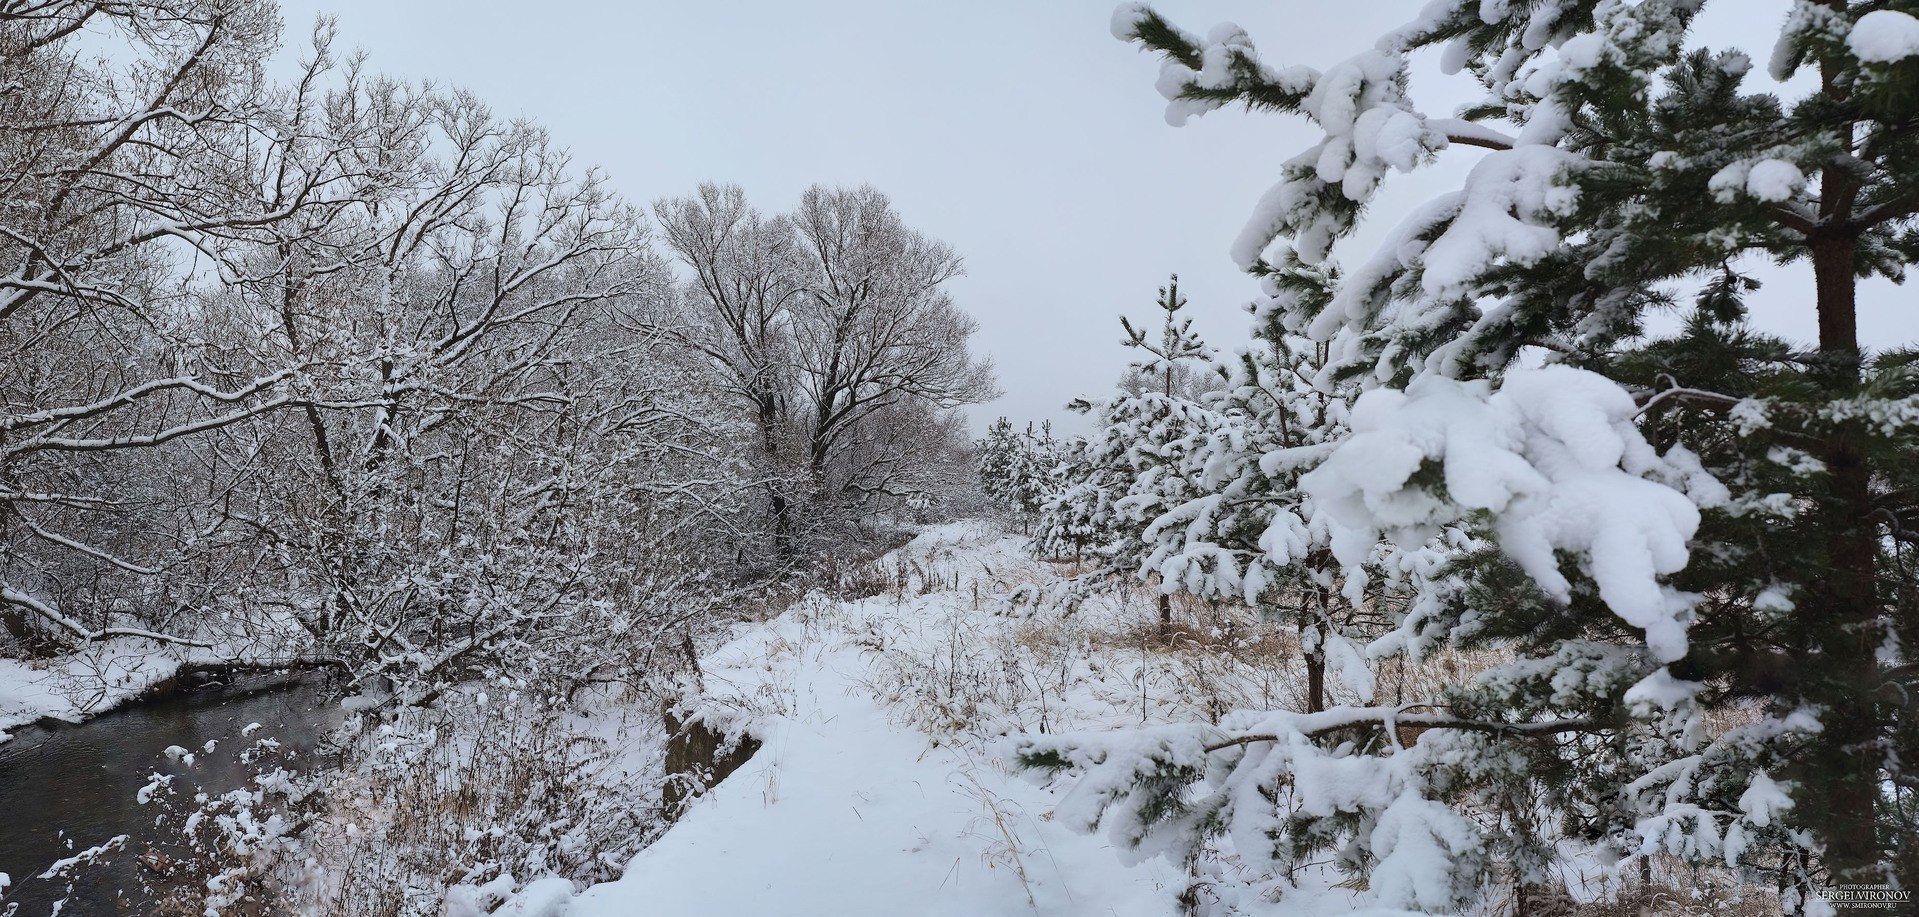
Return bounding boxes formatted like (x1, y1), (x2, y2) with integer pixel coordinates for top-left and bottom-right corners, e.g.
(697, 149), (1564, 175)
(1557, 852), (1782, 916)
(885, 550), (1789, 914)
(865, 571), (1325, 741)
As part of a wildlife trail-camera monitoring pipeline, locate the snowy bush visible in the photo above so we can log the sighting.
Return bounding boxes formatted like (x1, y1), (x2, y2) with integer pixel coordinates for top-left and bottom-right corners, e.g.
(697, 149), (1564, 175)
(134, 690), (666, 916)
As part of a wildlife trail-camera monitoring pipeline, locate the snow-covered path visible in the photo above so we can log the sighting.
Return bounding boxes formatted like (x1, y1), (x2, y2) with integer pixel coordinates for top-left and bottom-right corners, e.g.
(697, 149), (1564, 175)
(540, 522), (1193, 917)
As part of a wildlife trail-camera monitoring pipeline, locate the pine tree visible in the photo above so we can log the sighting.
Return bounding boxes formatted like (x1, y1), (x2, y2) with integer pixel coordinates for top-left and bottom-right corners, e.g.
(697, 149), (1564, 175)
(1033, 278), (1224, 595)
(1018, 1), (1919, 910)
(978, 418), (1066, 533)
(1121, 274), (1211, 398)
(1134, 258), (1395, 713)
(977, 417), (1023, 502)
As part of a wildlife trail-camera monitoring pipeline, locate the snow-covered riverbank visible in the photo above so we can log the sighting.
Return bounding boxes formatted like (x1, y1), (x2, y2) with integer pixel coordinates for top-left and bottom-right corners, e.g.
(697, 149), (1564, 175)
(0, 643), (213, 743)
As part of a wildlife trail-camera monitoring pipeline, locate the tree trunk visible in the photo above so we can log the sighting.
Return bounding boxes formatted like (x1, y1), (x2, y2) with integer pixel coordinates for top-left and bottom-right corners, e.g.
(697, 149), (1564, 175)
(2, 605), (37, 653)
(1808, 231), (1884, 883)
(769, 491), (794, 561)
(1305, 582), (1335, 714)
(277, 261), (351, 641)
(758, 399), (794, 564)
(1303, 622), (1327, 715)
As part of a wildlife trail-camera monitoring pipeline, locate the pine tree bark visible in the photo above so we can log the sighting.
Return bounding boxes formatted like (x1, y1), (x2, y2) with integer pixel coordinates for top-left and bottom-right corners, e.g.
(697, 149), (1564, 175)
(1808, 229), (1884, 883)
(1304, 649), (1326, 715)
(1305, 582), (1334, 713)
(1799, 34), (1885, 879)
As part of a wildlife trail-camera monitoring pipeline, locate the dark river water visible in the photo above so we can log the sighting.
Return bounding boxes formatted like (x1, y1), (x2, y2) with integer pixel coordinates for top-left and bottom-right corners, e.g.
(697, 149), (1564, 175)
(0, 672), (337, 915)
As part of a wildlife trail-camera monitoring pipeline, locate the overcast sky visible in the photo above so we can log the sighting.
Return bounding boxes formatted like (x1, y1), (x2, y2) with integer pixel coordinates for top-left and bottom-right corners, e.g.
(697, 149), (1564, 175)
(271, 0), (1908, 434)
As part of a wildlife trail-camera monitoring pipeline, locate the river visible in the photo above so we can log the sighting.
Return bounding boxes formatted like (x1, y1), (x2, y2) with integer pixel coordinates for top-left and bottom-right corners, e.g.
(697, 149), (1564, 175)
(0, 671), (338, 915)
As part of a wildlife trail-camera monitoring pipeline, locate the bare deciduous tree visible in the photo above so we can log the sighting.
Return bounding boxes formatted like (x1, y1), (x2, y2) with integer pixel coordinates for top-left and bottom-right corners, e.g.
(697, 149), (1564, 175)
(656, 183), (997, 555)
(654, 184), (805, 558)
(1, 0), (314, 648)
(789, 184), (998, 508)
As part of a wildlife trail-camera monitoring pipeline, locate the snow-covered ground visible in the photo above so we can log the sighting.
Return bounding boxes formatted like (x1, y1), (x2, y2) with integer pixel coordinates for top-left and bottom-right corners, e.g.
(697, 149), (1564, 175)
(503, 520), (1350, 917)
(0, 641), (210, 743)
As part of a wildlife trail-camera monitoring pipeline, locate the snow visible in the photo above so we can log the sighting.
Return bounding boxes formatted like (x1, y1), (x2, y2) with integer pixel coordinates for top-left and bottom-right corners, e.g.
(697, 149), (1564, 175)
(1555, 32), (1612, 74)
(337, 692), (383, 713)
(531, 523), (1193, 917)
(1439, 34), (1473, 74)
(1752, 587), (1794, 612)
(0, 639), (207, 743)
(0, 638), (320, 747)
(1737, 772), (1792, 829)
(569, 691), (1172, 917)
(1416, 145), (1581, 298)
(1021, 702), (1494, 915)
(1322, 630), (1376, 701)
(1711, 158), (1805, 203)
(1297, 113), (1583, 372)
(136, 772), (173, 804)
(508, 522), (1471, 916)
(1109, 2), (1150, 40)
(1213, 46), (1442, 270)
(1622, 667), (1702, 712)
(493, 878), (575, 917)
(1133, 12), (1318, 133)
(1848, 10), (1919, 64)
(1369, 794), (1480, 912)
(1302, 366), (1721, 661)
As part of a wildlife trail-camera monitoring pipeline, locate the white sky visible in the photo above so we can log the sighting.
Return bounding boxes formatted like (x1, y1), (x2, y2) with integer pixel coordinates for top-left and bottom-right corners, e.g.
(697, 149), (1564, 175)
(271, 0), (1909, 434)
